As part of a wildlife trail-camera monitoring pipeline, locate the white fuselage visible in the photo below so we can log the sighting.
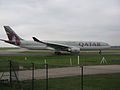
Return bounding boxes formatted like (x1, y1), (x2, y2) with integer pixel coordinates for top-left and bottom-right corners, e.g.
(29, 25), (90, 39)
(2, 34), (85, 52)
(19, 40), (111, 51)
(19, 40), (48, 50)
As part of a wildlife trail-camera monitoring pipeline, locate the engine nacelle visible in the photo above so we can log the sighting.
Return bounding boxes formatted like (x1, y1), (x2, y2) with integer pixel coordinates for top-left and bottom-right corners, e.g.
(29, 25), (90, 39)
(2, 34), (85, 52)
(68, 47), (80, 53)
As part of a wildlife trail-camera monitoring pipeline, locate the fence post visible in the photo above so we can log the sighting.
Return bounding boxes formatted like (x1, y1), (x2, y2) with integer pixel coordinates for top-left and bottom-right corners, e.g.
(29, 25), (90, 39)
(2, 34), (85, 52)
(32, 63), (35, 90)
(81, 66), (83, 90)
(45, 64), (48, 90)
(9, 60), (12, 87)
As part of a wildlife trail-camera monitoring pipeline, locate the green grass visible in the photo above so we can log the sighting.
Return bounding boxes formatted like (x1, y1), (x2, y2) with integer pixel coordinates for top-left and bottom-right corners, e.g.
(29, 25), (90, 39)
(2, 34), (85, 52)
(0, 54), (120, 90)
(0, 48), (20, 50)
(0, 84), (20, 90)
(40, 73), (120, 90)
(0, 55), (120, 71)
(2, 73), (119, 90)
(83, 74), (120, 90)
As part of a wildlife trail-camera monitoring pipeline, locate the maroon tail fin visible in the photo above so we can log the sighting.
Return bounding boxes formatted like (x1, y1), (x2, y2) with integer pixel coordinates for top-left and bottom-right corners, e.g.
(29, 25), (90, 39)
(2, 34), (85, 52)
(4, 26), (23, 45)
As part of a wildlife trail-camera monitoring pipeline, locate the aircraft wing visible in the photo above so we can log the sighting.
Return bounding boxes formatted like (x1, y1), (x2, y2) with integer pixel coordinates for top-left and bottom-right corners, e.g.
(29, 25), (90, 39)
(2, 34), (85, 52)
(32, 37), (70, 50)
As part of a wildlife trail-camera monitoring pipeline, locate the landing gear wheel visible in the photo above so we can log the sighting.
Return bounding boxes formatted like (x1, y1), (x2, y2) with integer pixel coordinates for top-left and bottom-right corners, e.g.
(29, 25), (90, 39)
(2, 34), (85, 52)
(54, 52), (61, 55)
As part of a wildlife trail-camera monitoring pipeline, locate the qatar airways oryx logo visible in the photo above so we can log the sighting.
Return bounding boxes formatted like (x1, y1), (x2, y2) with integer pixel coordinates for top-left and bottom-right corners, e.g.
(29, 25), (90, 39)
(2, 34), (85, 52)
(6, 30), (14, 41)
(13, 36), (21, 45)
(10, 35), (21, 45)
(79, 42), (101, 47)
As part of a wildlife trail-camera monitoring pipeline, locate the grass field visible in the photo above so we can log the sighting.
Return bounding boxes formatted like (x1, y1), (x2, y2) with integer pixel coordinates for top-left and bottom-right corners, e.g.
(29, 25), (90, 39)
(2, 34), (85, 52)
(24, 73), (120, 90)
(0, 55), (120, 65)
(0, 84), (18, 90)
(0, 48), (20, 50)
(0, 52), (120, 90)
(0, 54), (120, 65)
(0, 73), (120, 90)
(0, 54), (120, 71)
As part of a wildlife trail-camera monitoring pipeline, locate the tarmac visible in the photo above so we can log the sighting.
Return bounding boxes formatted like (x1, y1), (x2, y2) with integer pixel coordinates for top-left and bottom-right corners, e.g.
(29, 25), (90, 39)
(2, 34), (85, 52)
(0, 49), (120, 56)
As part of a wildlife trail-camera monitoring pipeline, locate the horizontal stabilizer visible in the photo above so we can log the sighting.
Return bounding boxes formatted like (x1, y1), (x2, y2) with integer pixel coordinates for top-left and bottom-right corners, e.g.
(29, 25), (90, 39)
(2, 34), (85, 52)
(0, 39), (6, 41)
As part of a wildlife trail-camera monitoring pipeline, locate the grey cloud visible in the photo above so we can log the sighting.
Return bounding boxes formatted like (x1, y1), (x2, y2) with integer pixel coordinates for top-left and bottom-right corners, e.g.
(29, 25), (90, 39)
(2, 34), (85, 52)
(0, 0), (120, 46)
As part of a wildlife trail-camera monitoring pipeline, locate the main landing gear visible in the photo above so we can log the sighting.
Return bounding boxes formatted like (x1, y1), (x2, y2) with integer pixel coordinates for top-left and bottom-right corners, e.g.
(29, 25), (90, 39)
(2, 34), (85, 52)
(54, 52), (61, 55)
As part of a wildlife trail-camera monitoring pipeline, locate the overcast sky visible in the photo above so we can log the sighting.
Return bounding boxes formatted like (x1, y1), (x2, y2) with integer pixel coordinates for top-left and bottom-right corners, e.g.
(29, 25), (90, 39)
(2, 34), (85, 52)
(0, 0), (120, 47)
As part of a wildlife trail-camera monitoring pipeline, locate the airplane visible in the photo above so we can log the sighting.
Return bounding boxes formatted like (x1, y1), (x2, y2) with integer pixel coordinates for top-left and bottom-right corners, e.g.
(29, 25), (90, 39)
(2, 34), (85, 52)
(32, 37), (111, 54)
(0, 26), (111, 55)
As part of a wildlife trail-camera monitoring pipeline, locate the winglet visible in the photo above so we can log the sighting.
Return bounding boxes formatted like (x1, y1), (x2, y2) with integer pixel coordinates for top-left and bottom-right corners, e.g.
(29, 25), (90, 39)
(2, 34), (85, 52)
(32, 37), (45, 44)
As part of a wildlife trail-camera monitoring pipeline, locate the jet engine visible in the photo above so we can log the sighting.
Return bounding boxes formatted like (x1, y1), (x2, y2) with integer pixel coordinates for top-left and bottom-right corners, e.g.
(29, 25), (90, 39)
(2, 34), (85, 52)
(68, 47), (80, 53)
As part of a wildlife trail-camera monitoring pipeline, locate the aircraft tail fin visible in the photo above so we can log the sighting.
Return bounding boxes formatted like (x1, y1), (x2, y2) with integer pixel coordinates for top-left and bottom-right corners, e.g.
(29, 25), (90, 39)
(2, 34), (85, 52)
(4, 26), (23, 45)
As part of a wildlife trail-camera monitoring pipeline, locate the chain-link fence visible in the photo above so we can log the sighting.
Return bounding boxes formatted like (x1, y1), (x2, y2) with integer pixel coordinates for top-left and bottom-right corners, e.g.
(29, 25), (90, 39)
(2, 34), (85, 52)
(0, 60), (120, 90)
